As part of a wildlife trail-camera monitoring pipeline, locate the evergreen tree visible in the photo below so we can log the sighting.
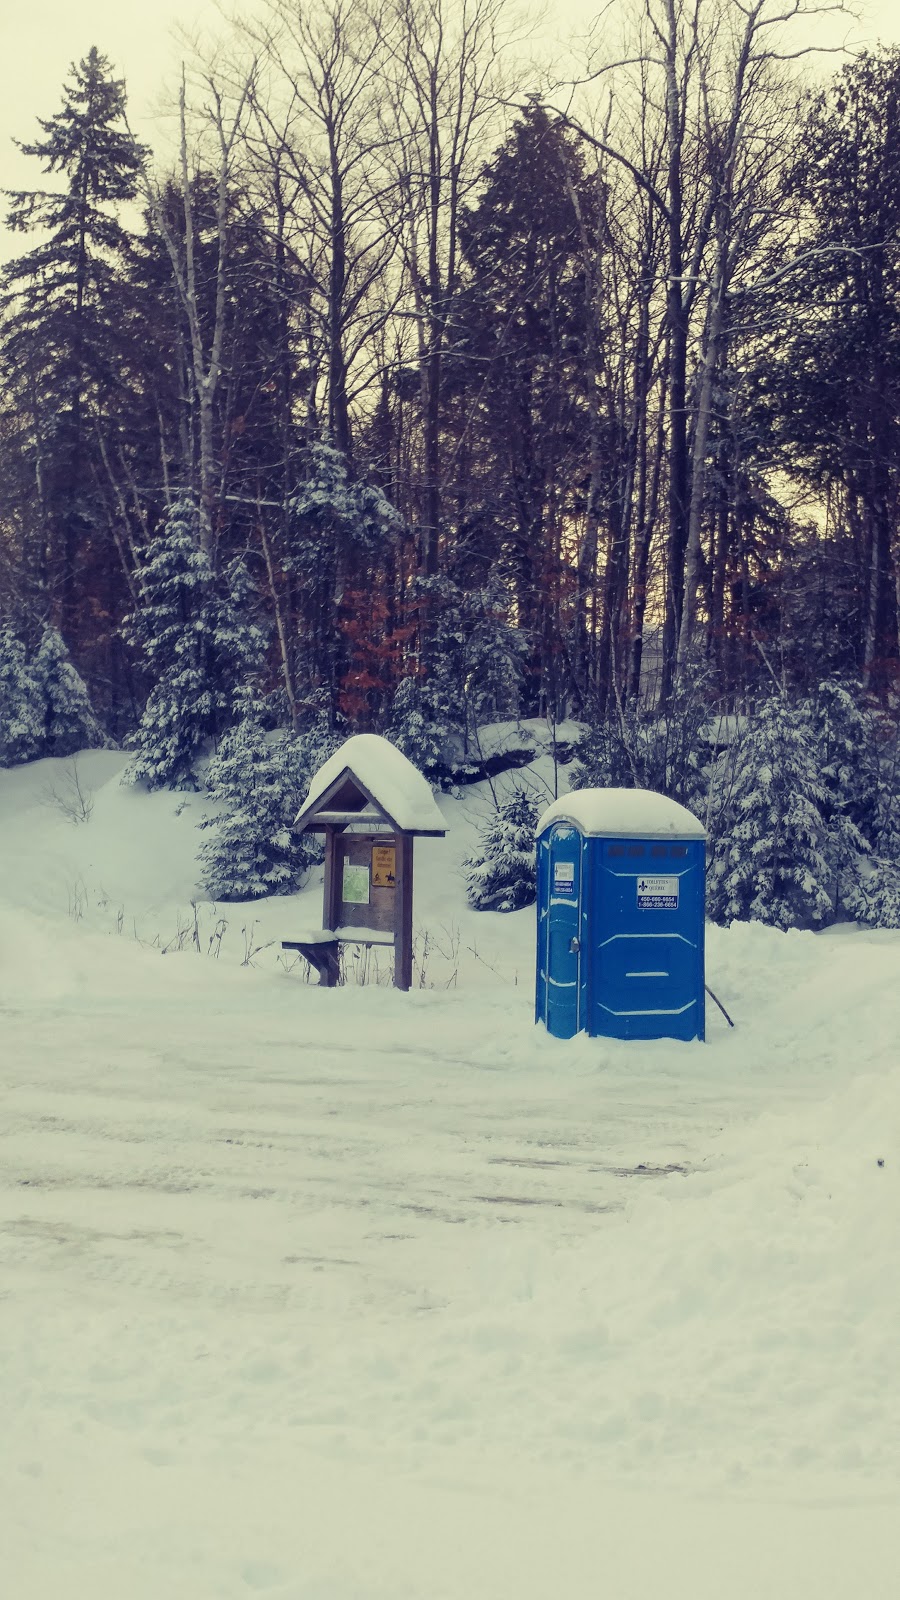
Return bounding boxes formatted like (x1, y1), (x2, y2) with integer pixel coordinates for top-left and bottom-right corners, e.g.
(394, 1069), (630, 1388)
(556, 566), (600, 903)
(761, 50), (900, 689)
(388, 580), (461, 780)
(2, 48), (146, 640)
(870, 737), (900, 862)
(388, 676), (452, 780)
(0, 625), (42, 766)
(464, 786), (539, 912)
(832, 700), (900, 928)
(389, 576), (523, 779)
(31, 626), (109, 755)
(455, 104), (595, 712)
(811, 680), (878, 915)
(852, 858), (900, 928)
(707, 697), (833, 930)
(125, 497), (264, 789)
(287, 442), (403, 726)
(455, 575), (525, 735)
(814, 681), (880, 830)
(199, 710), (330, 901)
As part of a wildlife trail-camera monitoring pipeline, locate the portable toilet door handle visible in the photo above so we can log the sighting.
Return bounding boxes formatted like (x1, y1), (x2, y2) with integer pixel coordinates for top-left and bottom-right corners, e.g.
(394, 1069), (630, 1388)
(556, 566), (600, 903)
(569, 935), (581, 953)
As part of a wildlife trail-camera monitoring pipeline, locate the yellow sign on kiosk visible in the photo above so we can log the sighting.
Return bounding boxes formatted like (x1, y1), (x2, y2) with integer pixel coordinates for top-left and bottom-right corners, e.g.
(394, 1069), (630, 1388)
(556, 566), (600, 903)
(372, 845), (397, 888)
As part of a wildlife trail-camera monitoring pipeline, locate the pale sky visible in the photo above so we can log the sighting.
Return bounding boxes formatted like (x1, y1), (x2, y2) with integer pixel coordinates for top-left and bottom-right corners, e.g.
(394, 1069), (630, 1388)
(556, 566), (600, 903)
(2, 0), (899, 238)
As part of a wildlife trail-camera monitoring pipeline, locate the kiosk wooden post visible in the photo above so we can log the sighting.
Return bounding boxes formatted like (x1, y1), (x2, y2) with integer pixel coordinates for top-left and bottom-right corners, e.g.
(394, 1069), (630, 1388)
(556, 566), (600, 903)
(283, 735), (446, 992)
(394, 832), (414, 992)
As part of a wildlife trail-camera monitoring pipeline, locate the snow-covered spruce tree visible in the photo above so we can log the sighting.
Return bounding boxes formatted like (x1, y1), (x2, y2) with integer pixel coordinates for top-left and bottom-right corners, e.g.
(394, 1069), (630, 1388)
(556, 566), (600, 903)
(812, 679), (879, 916)
(836, 708), (900, 928)
(848, 799), (900, 929)
(199, 709), (333, 901)
(854, 858), (900, 927)
(290, 442), (403, 551)
(464, 786), (539, 912)
(0, 624), (42, 766)
(31, 626), (109, 755)
(815, 681), (880, 828)
(287, 442), (403, 722)
(388, 674), (451, 779)
(390, 576), (523, 780)
(706, 696), (833, 930)
(457, 575), (525, 736)
(125, 498), (264, 789)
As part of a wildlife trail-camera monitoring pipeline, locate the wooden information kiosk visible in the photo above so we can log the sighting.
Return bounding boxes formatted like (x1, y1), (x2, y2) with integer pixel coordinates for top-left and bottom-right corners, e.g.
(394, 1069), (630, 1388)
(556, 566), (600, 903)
(283, 734), (447, 991)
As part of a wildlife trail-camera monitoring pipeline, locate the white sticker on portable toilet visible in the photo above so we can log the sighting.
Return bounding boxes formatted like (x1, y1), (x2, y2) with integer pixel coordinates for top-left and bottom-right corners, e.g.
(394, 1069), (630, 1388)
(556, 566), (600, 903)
(636, 874), (679, 909)
(553, 860), (576, 895)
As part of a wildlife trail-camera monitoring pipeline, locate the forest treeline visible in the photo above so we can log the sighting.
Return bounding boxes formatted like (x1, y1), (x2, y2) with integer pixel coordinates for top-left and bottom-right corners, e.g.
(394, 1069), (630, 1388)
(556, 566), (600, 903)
(3, 0), (900, 774)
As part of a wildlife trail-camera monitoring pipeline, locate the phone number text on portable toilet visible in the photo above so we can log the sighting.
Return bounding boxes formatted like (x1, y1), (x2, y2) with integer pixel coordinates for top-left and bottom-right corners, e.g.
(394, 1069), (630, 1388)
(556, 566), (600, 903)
(636, 875), (680, 910)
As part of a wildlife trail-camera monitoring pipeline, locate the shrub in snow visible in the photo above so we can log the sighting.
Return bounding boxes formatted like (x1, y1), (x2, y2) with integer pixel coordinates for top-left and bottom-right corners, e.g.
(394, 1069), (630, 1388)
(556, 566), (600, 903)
(707, 696), (833, 930)
(199, 713), (334, 901)
(464, 786), (539, 911)
(124, 498), (265, 789)
(0, 624), (42, 766)
(31, 626), (109, 755)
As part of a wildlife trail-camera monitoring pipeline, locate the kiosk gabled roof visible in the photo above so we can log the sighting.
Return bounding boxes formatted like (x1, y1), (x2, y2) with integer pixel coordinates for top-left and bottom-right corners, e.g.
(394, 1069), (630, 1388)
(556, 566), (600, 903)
(293, 733), (447, 836)
(537, 787), (705, 840)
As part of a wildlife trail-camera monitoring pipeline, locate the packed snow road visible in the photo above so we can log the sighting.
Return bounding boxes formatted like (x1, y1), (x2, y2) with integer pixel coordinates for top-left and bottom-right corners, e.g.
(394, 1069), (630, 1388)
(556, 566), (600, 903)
(0, 916), (836, 1323)
(2, 909), (899, 1598)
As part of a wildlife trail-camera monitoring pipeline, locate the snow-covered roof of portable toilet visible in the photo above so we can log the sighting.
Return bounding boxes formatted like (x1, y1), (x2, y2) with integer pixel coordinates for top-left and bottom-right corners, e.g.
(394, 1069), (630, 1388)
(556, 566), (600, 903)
(536, 787), (705, 840)
(293, 733), (447, 836)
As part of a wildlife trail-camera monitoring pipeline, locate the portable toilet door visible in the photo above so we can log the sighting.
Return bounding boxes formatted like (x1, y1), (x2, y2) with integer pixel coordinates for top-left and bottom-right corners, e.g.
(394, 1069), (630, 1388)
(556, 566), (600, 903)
(536, 821), (586, 1039)
(589, 835), (705, 1041)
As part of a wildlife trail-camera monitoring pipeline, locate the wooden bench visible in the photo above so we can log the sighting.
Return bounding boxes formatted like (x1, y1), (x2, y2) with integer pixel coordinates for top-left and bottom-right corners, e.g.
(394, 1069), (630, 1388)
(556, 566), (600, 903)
(282, 926), (395, 986)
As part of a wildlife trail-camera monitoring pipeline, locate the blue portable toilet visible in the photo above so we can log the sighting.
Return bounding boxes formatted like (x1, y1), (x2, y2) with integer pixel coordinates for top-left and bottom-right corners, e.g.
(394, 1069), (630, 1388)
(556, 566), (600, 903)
(535, 788), (706, 1042)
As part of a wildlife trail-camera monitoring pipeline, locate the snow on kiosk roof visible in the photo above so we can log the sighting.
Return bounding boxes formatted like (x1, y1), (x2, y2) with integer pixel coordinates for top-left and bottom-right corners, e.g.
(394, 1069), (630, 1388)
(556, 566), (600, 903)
(293, 733), (447, 836)
(537, 787), (705, 840)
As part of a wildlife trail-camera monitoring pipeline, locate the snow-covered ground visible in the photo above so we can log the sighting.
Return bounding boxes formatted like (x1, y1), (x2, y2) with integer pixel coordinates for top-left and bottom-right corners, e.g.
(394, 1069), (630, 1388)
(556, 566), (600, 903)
(1, 748), (899, 1598)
